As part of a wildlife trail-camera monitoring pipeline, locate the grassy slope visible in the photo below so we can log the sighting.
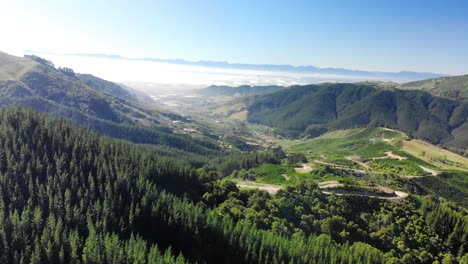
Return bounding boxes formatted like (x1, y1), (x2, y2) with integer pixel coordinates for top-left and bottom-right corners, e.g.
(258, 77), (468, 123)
(280, 127), (466, 172)
(244, 127), (468, 207)
(400, 74), (468, 100)
(0, 52), (36, 80)
(0, 52), (162, 126)
(289, 128), (401, 160)
(403, 139), (468, 171)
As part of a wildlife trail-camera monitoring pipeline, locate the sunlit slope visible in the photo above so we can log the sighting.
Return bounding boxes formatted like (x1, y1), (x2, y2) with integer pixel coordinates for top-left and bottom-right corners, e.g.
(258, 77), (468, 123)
(403, 139), (468, 171)
(400, 74), (468, 100)
(0, 52), (36, 80)
(285, 127), (467, 172)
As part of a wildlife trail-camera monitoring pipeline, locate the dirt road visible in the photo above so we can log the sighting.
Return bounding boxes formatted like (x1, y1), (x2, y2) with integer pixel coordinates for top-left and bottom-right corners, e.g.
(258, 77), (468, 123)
(295, 164), (313, 173)
(419, 165), (439, 176)
(319, 181), (408, 201)
(318, 181), (344, 188)
(345, 157), (371, 170)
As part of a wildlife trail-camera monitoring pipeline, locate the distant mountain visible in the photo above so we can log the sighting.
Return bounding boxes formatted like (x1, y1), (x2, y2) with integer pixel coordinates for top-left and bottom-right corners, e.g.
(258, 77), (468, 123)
(240, 83), (467, 155)
(29, 51), (446, 83)
(194, 85), (285, 97)
(399, 74), (468, 100)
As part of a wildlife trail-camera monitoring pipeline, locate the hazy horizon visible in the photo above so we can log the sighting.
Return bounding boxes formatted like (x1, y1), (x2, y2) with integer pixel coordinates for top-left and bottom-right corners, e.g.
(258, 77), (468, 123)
(1, 0), (467, 76)
(17, 51), (448, 89)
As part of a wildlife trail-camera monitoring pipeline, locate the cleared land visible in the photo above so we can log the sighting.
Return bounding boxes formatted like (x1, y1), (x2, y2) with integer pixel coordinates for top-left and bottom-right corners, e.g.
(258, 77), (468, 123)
(276, 127), (465, 173)
(319, 181), (408, 201)
(237, 180), (410, 201)
(236, 181), (282, 194)
(402, 139), (468, 171)
(235, 127), (465, 206)
(294, 163), (313, 173)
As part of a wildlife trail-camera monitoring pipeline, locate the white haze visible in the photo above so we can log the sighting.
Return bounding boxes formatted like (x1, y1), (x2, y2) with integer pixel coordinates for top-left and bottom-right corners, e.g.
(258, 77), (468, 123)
(37, 54), (398, 94)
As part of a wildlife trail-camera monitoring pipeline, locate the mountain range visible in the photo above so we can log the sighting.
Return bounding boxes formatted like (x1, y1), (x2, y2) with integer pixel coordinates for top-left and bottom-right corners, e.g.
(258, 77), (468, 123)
(27, 51), (446, 83)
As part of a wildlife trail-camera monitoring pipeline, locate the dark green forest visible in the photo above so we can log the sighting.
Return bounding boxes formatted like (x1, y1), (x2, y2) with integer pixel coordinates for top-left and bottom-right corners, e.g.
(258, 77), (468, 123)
(0, 108), (467, 263)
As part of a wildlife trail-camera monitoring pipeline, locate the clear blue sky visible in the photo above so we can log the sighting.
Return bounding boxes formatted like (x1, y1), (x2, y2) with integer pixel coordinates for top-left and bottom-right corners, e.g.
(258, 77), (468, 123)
(1, 0), (468, 74)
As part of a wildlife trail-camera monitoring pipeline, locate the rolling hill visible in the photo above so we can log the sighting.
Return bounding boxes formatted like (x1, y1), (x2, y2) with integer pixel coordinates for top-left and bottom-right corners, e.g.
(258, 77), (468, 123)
(242, 83), (468, 155)
(399, 74), (468, 100)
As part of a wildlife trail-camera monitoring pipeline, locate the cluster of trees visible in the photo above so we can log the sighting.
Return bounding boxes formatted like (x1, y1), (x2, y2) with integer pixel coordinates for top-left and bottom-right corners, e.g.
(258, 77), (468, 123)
(367, 159), (426, 176)
(205, 147), (285, 176)
(24, 55), (55, 68)
(412, 171), (468, 207)
(0, 108), (202, 263)
(208, 181), (468, 263)
(0, 108), (467, 263)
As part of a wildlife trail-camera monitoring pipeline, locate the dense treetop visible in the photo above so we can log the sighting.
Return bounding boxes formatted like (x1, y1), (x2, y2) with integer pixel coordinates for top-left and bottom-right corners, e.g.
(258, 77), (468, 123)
(0, 108), (466, 263)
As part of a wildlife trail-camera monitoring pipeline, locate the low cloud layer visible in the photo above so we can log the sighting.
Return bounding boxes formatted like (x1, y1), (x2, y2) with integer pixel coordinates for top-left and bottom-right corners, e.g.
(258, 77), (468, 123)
(37, 54), (437, 93)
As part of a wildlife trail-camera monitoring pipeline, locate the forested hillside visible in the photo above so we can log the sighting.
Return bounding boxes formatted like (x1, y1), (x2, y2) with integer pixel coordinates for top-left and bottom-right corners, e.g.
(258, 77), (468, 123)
(245, 83), (468, 155)
(0, 52), (228, 160)
(0, 53), (162, 125)
(400, 74), (468, 100)
(76, 73), (140, 102)
(0, 108), (466, 263)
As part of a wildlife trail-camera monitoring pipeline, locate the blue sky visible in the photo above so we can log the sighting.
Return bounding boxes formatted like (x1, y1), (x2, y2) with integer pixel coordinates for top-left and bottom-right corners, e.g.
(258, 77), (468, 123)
(1, 0), (468, 74)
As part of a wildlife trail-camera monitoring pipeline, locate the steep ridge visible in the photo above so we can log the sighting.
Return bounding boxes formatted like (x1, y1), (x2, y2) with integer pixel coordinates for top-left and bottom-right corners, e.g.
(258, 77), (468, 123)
(0, 52), (222, 157)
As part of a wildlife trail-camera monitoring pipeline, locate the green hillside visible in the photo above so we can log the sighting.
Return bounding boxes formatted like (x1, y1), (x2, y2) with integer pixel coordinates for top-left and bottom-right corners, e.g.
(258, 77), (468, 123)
(400, 74), (468, 100)
(245, 83), (468, 155)
(0, 52), (225, 158)
(77, 73), (141, 102)
(0, 108), (467, 263)
(0, 52), (164, 125)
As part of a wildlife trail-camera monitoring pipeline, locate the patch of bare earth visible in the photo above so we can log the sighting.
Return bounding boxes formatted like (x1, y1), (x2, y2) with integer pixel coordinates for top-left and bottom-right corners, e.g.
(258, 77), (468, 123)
(419, 165), (439, 176)
(372, 151), (407, 161)
(236, 181), (281, 194)
(318, 181), (344, 189)
(294, 164), (313, 173)
(319, 181), (408, 201)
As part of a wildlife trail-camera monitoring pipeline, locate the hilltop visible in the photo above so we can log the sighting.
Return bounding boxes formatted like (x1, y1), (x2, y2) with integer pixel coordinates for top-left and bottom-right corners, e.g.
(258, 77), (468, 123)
(399, 74), (468, 100)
